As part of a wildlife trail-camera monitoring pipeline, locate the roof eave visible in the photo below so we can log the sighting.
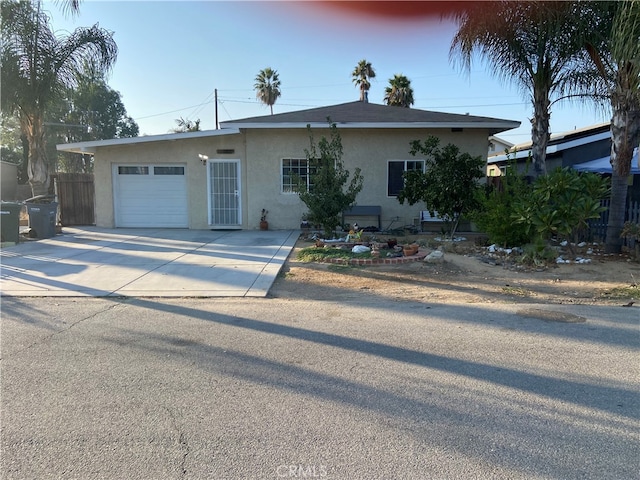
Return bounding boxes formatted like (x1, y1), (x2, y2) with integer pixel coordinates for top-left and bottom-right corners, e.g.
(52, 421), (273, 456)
(56, 128), (241, 154)
(221, 121), (521, 132)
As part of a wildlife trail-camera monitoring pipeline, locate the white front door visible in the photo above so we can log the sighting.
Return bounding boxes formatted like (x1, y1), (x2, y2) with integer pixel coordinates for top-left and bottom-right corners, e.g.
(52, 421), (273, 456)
(207, 160), (241, 228)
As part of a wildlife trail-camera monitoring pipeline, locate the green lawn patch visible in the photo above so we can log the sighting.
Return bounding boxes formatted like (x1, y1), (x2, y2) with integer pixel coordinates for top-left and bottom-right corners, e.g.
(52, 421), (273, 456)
(297, 246), (372, 262)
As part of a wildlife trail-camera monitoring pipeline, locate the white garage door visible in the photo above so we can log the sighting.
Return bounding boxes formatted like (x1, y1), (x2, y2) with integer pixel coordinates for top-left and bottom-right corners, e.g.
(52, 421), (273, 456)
(113, 165), (188, 228)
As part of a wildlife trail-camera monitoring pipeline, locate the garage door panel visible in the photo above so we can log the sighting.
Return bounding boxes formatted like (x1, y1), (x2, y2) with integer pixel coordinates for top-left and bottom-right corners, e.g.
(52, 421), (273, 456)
(114, 164), (187, 228)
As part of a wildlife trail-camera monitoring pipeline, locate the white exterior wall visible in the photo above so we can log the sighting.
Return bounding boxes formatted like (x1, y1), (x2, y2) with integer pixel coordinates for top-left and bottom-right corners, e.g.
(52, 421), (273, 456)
(91, 127), (490, 230)
(93, 134), (244, 228)
(244, 128), (490, 230)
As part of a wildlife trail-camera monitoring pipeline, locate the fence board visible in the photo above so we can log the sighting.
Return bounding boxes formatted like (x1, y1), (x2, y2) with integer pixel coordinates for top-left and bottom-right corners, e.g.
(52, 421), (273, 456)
(53, 173), (95, 226)
(588, 199), (639, 245)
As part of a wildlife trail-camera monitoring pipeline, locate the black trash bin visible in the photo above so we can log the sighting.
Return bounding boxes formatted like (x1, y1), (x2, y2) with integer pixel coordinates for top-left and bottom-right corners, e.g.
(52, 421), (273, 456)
(0, 202), (23, 243)
(25, 198), (58, 239)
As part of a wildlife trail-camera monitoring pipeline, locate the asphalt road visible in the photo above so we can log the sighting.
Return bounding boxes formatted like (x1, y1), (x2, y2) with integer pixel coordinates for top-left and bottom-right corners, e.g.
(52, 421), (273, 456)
(1, 296), (638, 479)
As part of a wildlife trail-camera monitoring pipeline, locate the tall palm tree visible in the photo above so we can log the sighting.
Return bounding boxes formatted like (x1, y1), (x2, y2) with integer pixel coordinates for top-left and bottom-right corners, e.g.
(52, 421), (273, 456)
(254, 67), (281, 115)
(384, 74), (414, 107)
(352, 59), (376, 102)
(1, 0), (117, 196)
(172, 117), (201, 133)
(574, 0), (640, 253)
(450, 1), (584, 177)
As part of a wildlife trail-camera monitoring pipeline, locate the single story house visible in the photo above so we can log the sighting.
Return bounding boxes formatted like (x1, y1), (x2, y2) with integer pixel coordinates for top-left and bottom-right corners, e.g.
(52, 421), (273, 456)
(57, 101), (519, 231)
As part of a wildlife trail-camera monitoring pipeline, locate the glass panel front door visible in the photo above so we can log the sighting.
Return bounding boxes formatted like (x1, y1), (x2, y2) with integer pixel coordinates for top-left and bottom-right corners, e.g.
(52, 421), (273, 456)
(208, 160), (241, 227)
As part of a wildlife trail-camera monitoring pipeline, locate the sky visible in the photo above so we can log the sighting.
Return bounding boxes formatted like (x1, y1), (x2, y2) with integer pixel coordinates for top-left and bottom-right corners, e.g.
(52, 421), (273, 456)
(44, 0), (610, 146)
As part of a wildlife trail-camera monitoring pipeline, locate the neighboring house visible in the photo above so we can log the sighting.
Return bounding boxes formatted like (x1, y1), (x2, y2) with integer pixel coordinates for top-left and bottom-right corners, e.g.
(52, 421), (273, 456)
(57, 101), (519, 230)
(487, 122), (639, 200)
(488, 135), (513, 157)
(1, 161), (18, 201)
(487, 122), (613, 176)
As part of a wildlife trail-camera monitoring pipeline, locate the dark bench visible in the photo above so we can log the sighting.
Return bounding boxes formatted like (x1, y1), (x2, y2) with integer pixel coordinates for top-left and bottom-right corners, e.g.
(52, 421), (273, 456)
(342, 205), (381, 230)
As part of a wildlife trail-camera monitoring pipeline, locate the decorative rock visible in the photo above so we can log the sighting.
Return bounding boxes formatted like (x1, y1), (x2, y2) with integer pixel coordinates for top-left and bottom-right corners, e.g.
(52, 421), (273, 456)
(424, 250), (445, 263)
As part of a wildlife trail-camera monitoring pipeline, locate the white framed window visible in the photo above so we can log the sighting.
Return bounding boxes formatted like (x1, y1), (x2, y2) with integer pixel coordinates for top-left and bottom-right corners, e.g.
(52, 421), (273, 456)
(387, 160), (425, 196)
(282, 158), (313, 193)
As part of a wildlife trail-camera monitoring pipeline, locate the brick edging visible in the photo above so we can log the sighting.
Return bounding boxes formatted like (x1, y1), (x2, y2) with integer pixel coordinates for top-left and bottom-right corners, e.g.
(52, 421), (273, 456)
(324, 249), (428, 266)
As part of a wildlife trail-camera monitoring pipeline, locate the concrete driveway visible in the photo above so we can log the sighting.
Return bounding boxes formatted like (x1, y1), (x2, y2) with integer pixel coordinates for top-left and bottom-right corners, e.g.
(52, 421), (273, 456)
(0, 227), (298, 297)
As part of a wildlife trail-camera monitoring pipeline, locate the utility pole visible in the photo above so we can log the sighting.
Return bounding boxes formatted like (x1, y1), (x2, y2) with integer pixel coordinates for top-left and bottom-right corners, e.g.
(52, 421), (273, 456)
(215, 88), (219, 130)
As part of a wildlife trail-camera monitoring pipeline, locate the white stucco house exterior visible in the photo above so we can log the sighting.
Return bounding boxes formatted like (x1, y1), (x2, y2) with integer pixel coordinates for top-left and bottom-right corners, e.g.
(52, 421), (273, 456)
(57, 101), (519, 230)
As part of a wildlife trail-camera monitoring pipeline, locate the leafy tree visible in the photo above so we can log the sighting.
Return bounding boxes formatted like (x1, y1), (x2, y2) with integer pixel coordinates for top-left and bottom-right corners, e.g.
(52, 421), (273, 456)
(398, 136), (485, 238)
(1, 113), (29, 183)
(450, 1), (585, 177)
(51, 66), (138, 172)
(298, 122), (364, 238)
(383, 74), (414, 107)
(254, 67), (281, 115)
(1, 0), (117, 195)
(352, 59), (376, 102)
(172, 117), (200, 133)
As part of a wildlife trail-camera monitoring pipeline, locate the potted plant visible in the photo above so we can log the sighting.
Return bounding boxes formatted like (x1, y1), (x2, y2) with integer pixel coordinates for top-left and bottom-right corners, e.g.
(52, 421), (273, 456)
(260, 209), (269, 230)
(300, 213), (311, 230)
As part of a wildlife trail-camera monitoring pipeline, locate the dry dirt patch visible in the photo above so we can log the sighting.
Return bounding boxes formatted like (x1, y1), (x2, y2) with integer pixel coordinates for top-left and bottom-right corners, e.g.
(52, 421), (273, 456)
(271, 235), (640, 306)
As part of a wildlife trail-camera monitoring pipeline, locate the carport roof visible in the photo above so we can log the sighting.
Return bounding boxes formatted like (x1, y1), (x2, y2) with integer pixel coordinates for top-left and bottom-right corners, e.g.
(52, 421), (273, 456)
(57, 128), (241, 154)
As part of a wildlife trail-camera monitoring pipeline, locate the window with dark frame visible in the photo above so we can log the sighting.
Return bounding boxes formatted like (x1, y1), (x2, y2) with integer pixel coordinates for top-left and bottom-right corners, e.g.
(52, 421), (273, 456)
(282, 158), (315, 193)
(387, 160), (424, 196)
(118, 166), (149, 175)
(154, 166), (185, 175)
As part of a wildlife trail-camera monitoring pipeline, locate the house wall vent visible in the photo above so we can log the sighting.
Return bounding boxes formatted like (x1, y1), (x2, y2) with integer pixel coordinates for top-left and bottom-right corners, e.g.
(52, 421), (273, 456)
(451, 128), (463, 133)
(216, 149), (235, 154)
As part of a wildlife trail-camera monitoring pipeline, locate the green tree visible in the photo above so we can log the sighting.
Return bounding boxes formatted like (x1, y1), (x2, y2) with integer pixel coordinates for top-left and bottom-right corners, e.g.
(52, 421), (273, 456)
(254, 67), (281, 115)
(573, 0), (640, 253)
(383, 74), (414, 107)
(352, 59), (376, 102)
(53, 65), (138, 172)
(298, 122), (364, 238)
(398, 136), (485, 238)
(1, 0), (117, 195)
(450, 1), (585, 177)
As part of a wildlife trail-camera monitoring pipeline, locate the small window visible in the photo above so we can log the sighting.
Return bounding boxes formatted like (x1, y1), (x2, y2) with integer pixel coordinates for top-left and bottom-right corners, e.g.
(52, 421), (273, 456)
(118, 166), (149, 175)
(387, 160), (424, 196)
(154, 166), (184, 175)
(282, 158), (313, 193)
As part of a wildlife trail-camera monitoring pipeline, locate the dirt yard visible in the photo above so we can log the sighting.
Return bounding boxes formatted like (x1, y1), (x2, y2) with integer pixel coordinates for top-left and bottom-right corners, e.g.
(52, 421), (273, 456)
(270, 234), (640, 306)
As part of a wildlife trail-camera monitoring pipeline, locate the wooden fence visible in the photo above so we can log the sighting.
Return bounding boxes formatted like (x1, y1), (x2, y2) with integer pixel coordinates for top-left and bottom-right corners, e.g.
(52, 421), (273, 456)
(588, 199), (640, 245)
(52, 173), (95, 226)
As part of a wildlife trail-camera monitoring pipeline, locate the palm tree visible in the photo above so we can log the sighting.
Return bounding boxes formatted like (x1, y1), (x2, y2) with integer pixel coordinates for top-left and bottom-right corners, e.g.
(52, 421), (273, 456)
(172, 117), (201, 133)
(574, 0), (640, 253)
(254, 67), (281, 115)
(450, 1), (584, 177)
(352, 59), (376, 102)
(1, 0), (117, 196)
(384, 74), (414, 107)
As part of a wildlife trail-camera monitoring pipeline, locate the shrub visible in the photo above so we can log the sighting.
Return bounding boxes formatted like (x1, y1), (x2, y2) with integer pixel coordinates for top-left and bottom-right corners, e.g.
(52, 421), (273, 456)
(471, 163), (532, 247)
(512, 167), (610, 245)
